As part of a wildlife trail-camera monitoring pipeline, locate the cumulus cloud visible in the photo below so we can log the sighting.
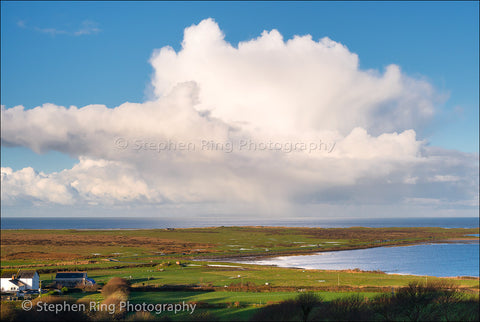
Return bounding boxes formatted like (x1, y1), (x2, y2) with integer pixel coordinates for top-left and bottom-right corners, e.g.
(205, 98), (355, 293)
(1, 167), (73, 205)
(1, 18), (477, 216)
(150, 19), (436, 136)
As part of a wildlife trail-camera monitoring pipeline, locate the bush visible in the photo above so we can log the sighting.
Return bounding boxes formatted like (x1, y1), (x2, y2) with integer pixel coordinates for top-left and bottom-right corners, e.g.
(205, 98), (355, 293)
(252, 285), (478, 322)
(325, 294), (372, 321)
(371, 281), (475, 322)
(188, 311), (220, 321)
(393, 281), (456, 321)
(125, 311), (156, 321)
(370, 293), (396, 321)
(93, 291), (129, 321)
(251, 293), (321, 321)
(296, 292), (322, 322)
(0, 302), (18, 322)
(101, 277), (130, 297)
(79, 283), (100, 292)
(250, 299), (301, 321)
(47, 290), (61, 296)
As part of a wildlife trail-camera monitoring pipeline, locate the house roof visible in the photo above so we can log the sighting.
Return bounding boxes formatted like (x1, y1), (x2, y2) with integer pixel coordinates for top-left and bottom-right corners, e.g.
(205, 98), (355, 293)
(9, 279), (26, 287)
(85, 278), (96, 284)
(55, 272), (87, 279)
(17, 270), (37, 279)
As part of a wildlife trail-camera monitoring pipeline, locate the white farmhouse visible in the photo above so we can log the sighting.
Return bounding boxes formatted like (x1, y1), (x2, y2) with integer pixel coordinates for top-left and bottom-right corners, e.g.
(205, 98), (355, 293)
(1, 278), (26, 293)
(1, 270), (40, 293)
(17, 270), (40, 289)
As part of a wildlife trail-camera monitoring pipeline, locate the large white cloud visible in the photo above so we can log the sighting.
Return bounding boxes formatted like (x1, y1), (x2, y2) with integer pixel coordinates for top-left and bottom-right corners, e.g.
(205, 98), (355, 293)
(1, 158), (154, 206)
(1, 18), (477, 216)
(150, 18), (436, 136)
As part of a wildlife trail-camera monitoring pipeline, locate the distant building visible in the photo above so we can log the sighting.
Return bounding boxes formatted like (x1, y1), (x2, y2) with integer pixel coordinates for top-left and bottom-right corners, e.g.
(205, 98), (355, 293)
(17, 270), (40, 289)
(1, 270), (39, 293)
(1, 278), (26, 293)
(55, 272), (94, 287)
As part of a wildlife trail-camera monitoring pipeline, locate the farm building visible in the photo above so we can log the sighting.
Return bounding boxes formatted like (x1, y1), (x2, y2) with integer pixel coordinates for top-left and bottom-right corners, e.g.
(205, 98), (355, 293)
(1, 270), (40, 293)
(17, 270), (40, 289)
(55, 272), (95, 287)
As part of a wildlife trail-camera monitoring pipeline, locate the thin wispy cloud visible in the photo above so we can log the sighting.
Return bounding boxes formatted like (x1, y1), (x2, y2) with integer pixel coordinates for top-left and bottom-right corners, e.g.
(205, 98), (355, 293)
(73, 20), (101, 36)
(16, 20), (26, 28)
(34, 26), (69, 36)
(23, 20), (101, 37)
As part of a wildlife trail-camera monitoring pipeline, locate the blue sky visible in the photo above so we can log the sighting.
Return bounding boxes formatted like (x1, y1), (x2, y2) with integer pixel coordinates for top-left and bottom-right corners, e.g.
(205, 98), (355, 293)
(2, 2), (479, 155)
(1, 2), (478, 217)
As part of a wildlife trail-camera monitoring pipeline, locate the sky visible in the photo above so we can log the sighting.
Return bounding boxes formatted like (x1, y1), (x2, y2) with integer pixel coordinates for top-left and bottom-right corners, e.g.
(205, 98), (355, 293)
(1, 1), (479, 218)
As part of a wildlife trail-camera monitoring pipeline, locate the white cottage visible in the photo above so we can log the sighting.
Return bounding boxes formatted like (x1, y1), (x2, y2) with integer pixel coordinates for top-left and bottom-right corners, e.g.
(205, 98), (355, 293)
(1, 278), (26, 293)
(17, 270), (40, 290)
(1, 270), (40, 293)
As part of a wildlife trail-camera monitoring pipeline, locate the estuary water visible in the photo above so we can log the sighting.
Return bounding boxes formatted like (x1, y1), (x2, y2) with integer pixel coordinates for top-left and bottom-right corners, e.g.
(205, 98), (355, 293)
(2, 216), (478, 277)
(234, 242), (480, 277)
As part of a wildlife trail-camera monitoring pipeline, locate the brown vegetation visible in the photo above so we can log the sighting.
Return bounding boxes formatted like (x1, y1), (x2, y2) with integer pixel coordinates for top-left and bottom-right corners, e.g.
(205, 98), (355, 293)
(1, 226), (476, 263)
(1, 231), (213, 262)
(102, 277), (131, 297)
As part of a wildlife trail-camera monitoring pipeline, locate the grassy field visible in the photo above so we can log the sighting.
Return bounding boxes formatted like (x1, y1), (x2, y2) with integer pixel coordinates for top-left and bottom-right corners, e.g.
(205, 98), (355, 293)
(67, 290), (381, 305)
(2, 227), (479, 291)
(36, 261), (479, 290)
(1, 226), (478, 267)
(62, 290), (382, 321)
(1, 226), (478, 321)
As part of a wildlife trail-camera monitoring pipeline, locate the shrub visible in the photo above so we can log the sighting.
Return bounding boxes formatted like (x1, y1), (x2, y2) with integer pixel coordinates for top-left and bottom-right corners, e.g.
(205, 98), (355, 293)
(125, 311), (156, 321)
(101, 277), (130, 297)
(79, 283), (100, 292)
(252, 284), (478, 322)
(250, 299), (301, 321)
(370, 293), (397, 321)
(296, 292), (322, 322)
(448, 297), (480, 321)
(0, 302), (18, 322)
(47, 290), (61, 296)
(188, 311), (220, 321)
(93, 291), (129, 321)
(371, 281), (467, 322)
(325, 294), (372, 321)
(392, 281), (460, 321)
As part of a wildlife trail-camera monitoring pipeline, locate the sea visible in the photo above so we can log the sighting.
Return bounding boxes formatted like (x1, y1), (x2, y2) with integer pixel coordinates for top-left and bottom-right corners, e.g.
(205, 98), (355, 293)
(1, 216), (478, 230)
(2, 216), (478, 278)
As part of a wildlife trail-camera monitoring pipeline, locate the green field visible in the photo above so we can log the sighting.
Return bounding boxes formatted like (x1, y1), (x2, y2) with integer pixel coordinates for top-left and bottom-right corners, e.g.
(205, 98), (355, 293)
(2, 226), (478, 267)
(63, 290), (382, 321)
(38, 261), (479, 290)
(3, 227), (479, 292)
(1, 226), (479, 321)
(67, 290), (381, 306)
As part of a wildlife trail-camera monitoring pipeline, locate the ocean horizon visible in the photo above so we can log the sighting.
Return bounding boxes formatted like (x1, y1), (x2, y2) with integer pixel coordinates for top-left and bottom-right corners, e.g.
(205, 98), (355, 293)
(1, 216), (478, 230)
